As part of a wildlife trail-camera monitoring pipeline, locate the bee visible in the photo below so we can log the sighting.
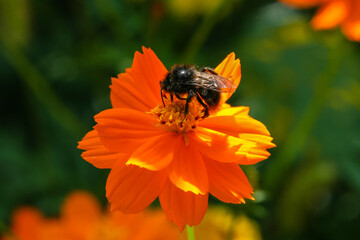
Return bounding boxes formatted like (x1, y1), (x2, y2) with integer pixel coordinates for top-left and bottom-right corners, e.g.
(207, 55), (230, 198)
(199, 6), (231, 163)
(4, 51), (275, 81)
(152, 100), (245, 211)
(160, 64), (236, 118)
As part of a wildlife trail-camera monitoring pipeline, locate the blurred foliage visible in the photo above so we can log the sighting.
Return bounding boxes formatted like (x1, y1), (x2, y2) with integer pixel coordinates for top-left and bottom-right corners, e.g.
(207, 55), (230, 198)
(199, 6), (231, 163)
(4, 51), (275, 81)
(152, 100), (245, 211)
(0, 0), (360, 239)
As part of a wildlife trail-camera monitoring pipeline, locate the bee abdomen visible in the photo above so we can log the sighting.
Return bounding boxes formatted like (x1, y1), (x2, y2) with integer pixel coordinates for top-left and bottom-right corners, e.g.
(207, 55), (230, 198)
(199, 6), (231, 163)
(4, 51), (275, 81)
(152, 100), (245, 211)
(199, 89), (220, 109)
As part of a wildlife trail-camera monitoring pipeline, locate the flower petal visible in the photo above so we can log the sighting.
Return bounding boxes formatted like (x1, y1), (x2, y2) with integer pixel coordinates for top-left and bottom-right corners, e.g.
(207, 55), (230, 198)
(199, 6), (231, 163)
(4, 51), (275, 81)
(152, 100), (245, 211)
(167, 138), (209, 195)
(111, 47), (168, 111)
(214, 106), (249, 116)
(159, 180), (208, 231)
(342, 19), (360, 41)
(237, 133), (276, 165)
(205, 158), (254, 204)
(214, 52), (241, 102)
(94, 108), (162, 153)
(199, 113), (271, 137)
(311, 0), (348, 29)
(241, 147), (273, 165)
(61, 191), (101, 221)
(193, 128), (275, 165)
(197, 110), (275, 165)
(110, 75), (155, 112)
(238, 133), (276, 149)
(106, 161), (167, 214)
(341, 2), (360, 41)
(126, 133), (181, 171)
(192, 128), (257, 163)
(61, 191), (101, 237)
(78, 130), (128, 169)
(11, 207), (43, 240)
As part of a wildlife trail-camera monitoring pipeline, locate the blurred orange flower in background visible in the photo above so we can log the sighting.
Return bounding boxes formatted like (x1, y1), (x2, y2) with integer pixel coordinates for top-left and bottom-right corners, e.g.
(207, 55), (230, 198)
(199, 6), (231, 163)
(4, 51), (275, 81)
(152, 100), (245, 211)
(279, 0), (360, 41)
(2, 191), (180, 240)
(78, 47), (275, 231)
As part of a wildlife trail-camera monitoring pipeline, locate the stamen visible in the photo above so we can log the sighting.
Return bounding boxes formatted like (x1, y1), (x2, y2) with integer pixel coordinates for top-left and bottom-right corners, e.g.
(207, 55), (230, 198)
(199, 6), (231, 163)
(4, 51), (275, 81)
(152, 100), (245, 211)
(149, 97), (205, 134)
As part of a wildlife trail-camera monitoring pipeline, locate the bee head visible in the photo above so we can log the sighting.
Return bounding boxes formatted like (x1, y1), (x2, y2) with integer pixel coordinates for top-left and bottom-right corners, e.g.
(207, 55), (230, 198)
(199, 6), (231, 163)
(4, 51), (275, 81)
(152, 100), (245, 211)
(160, 73), (172, 91)
(160, 65), (195, 93)
(172, 65), (193, 83)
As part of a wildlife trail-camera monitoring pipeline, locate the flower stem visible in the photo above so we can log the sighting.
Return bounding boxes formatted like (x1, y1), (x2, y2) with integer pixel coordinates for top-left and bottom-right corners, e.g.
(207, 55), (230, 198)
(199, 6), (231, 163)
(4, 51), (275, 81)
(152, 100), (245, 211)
(186, 225), (196, 240)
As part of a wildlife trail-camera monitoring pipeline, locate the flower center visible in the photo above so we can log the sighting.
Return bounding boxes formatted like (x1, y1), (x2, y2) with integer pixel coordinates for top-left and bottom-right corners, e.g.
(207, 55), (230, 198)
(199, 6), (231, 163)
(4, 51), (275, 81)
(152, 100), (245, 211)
(150, 97), (205, 134)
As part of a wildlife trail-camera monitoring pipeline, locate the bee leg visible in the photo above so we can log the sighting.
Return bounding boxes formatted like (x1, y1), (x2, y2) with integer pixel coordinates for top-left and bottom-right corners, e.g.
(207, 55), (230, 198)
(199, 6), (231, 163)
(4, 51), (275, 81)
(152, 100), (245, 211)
(195, 92), (209, 118)
(201, 67), (218, 75)
(184, 90), (196, 119)
(161, 88), (166, 107)
(175, 93), (186, 100)
(170, 93), (174, 102)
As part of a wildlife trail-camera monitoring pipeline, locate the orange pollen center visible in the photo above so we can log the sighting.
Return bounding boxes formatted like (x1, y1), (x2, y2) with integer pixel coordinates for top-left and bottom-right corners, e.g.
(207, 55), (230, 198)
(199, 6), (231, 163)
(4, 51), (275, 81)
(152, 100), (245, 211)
(150, 98), (205, 134)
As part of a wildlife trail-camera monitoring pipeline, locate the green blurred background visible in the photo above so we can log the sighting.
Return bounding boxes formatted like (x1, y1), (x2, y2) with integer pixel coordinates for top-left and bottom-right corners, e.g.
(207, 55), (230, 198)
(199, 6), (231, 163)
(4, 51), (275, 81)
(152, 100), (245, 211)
(1, 0), (360, 239)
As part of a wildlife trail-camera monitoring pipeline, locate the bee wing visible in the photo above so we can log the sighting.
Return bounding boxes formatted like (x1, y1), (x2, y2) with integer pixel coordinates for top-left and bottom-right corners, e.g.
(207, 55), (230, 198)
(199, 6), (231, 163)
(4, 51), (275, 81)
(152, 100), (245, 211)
(187, 72), (237, 93)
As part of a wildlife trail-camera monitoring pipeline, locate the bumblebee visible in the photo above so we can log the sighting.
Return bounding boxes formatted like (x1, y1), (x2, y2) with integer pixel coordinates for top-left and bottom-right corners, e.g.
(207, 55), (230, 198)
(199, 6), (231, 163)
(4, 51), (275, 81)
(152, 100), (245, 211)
(160, 64), (236, 118)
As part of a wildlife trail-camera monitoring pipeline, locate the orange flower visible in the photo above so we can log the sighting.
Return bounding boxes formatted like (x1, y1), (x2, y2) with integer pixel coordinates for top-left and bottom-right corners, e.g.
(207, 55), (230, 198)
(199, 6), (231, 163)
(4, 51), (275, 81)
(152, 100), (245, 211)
(3, 207), (66, 240)
(3, 191), (181, 240)
(279, 0), (360, 41)
(78, 47), (275, 231)
(2, 207), (44, 240)
(61, 191), (181, 240)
